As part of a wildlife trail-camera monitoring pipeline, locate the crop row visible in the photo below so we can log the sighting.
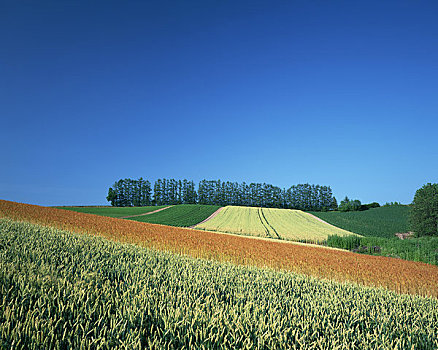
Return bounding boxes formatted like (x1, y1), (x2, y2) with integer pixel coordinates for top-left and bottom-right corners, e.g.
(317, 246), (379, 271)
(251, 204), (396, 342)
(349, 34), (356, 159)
(1, 200), (437, 297)
(126, 204), (221, 226)
(311, 206), (410, 238)
(1, 219), (437, 349)
(55, 205), (168, 218)
(195, 206), (355, 242)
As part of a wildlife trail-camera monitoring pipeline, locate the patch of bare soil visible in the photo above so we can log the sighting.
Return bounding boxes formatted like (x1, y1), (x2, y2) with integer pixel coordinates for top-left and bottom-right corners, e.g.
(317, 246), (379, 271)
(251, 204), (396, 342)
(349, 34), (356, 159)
(395, 231), (414, 240)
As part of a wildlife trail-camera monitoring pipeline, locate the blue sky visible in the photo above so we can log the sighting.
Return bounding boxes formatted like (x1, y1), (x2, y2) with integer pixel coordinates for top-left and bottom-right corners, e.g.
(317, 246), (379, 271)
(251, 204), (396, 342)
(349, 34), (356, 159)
(1, 0), (437, 206)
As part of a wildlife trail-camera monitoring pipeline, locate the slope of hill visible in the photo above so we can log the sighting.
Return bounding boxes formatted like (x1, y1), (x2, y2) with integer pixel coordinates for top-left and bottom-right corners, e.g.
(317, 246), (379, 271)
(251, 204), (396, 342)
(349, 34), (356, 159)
(311, 206), (438, 265)
(310, 206), (411, 238)
(1, 199), (437, 297)
(195, 206), (357, 242)
(126, 204), (221, 227)
(2, 219), (437, 348)
(55, 205), (168, 218)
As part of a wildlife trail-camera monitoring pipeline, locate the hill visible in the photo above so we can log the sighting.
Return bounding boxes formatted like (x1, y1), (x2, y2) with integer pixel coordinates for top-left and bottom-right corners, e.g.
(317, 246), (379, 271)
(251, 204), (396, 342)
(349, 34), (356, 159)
(1, 199), (437, 297)
(195, 206), (357, 242)
(2, 219), (437, 348)
(312, 206), (438, 265)
(126, 204), (221, 227)
(55, 205), (168, 218)
(310, 206), (411, 238)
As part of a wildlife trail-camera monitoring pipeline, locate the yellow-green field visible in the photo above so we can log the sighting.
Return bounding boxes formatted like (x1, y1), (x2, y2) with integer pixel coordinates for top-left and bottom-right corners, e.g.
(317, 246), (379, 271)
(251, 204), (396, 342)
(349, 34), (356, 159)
(195, 206), (358, 241)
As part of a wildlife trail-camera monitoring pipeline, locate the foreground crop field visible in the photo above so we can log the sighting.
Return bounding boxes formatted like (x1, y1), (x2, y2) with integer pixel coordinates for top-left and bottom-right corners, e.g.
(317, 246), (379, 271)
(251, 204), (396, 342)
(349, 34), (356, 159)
(55, 205), (168, 218)
(1, 200), (437, 297)
(127, 204), (221, 227)
(311, 206), (411, 238)
(1, 219), (437, 349)
(195, 206), (357, 241)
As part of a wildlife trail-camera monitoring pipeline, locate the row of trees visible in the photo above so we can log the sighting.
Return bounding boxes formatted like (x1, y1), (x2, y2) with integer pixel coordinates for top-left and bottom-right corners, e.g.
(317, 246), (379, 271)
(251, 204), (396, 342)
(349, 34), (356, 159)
(107, 178), (152, 207)
(153, 179), (197, 205)
(198, 180), (336, 211)
(107, 178), (337, 211)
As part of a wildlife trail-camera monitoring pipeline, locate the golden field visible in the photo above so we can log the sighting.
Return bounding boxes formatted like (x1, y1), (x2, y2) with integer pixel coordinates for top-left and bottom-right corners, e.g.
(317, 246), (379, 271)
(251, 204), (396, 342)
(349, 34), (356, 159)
(1, 199), (437, 297)
(195, 205), (357, 241)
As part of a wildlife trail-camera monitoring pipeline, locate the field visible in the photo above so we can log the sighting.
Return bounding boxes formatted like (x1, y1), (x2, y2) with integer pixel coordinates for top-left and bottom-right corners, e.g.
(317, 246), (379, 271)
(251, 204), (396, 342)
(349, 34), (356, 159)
(195, 206), (357, 242)
(311, 206), (411, 238)
(311, 206), (438, 265)
(55, 205), (168, 218)
(1, 219), (437, 349)
(126, 204), (221, 227)
(1, 200), (437, 298)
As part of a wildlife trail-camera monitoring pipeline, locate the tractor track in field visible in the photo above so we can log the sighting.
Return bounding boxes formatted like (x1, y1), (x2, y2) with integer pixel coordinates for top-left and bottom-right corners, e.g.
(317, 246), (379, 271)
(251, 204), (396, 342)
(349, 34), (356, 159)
(119, 206), (173, 219)
(259, 208), (281, 239)
(257, 207), (272, 238)
(189, 207), (224, 228)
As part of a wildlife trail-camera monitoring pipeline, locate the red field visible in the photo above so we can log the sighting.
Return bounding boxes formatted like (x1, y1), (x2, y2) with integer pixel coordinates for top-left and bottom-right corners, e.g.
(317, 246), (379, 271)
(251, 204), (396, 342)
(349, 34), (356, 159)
(1, 199), (437, 297)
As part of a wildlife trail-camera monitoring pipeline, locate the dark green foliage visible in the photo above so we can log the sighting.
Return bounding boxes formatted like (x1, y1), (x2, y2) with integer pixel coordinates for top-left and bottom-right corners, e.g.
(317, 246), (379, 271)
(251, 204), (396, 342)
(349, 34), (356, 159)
(55, 206), (166, 218)
(312, 206), (411, 238)
(326, 235), (362, 251)
(197, 180), (336, 210)
(383, 201), (403, 207)
(338, 196), (362, 212)
(360, 202), (380, 211)
(106, 188), (117, 206)
(326, 235), (438, 265)
(107, 178), (152, 207)
(330, 196), (338, 211)
(108, 178), (336, 211)
(1, 219), (438, 349)
(410, 183), (438, 237)
(315, 206), (438, 265)
(127, 204), (220, 227)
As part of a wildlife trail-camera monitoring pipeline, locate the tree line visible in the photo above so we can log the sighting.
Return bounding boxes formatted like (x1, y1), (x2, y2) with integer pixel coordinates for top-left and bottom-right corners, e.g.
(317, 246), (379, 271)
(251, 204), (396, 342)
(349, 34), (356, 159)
(107, 178), (337, 211)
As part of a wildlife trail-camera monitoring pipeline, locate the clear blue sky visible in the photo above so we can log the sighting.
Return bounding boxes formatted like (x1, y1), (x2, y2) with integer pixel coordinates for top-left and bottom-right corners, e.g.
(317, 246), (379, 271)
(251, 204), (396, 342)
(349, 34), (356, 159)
(1, 0), (437, 206)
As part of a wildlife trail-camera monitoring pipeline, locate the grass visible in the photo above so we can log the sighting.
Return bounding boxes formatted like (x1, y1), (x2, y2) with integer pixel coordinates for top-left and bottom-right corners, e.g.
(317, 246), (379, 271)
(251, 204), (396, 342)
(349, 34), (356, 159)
(127, 204), (221, 227)
(312, 206), (438, 265)
(1, 199), (437, 297)
(310, 206), (411, 238)
(195, 206), (357, 242)
(326, 234), (438, 265)
(1, 219), (437, 349)
(55, 205), (167, 218)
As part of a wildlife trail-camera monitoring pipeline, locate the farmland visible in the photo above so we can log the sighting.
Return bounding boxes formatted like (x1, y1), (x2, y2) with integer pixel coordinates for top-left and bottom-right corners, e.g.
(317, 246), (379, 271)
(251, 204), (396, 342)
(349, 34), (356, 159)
(1, 200), (437, 297)
(126, 204), (221, 227)
(1, 219), (438, 348)
(311, 205), (411, 238)
(55, 205), (168, 218)
(195, 206), (357, 242)
(312, 206), (438, 265)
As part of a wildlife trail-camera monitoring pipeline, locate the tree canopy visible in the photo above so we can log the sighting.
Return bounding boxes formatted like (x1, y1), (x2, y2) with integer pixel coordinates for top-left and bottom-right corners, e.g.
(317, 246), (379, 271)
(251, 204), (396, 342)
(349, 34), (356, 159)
(410, 183), (438, 237)
(338, 196), (362, 212)
(107, 178), (337, 211)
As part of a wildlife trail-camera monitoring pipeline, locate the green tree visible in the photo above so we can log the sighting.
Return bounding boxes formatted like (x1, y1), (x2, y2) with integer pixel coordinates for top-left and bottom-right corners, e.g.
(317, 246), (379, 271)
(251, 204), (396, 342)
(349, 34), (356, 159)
(106, 188), (117, 206)
(330, 196), (338, 211)
(339, 196), (361, 212)
(410, 183), (438, 237)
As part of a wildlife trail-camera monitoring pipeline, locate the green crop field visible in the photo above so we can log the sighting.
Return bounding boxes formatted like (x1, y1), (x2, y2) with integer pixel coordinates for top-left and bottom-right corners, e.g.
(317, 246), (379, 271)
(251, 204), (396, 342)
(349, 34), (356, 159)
(55, 205), (167, 218)
(1, 218), (437, 349)
(195, 206), (357, 242)
(310, 206), (411, 238)
(126, 204), (221, 227)
(312, 206), (438, 265)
